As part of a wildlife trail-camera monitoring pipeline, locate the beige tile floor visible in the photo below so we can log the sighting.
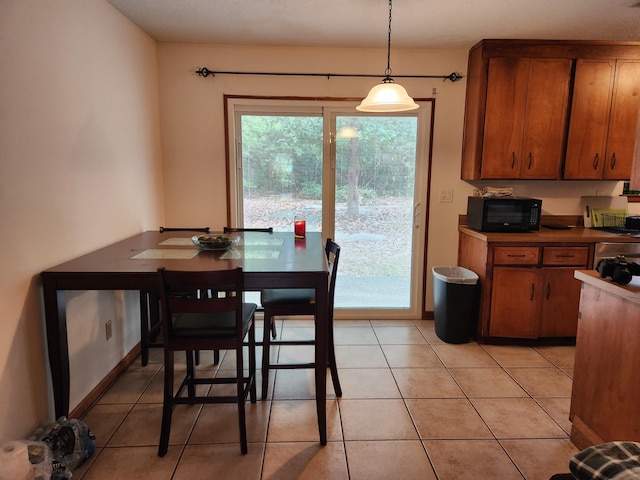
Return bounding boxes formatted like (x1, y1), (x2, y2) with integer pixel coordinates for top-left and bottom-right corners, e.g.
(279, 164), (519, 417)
(74, 319), (579, 480)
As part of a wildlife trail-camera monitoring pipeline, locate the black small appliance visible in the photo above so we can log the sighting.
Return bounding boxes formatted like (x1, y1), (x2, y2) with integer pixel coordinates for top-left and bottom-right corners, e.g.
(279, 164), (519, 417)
(466, 196), (542, 233)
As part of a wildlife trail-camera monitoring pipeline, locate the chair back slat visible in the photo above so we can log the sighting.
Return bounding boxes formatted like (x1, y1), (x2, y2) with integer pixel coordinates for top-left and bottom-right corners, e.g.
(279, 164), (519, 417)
(223, 227), (273, 233)
(158, 268), (245, 336)
(159, 226), (210, 233)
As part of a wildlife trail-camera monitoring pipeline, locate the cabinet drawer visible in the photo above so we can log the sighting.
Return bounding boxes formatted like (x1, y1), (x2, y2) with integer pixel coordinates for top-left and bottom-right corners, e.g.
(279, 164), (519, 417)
(543, 246), (589, 266)
(494, 247), (540, 265)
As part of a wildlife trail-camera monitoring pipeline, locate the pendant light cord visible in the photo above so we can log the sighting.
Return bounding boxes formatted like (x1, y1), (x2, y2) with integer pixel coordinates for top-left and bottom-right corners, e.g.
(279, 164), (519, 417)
(384, 0), (393, 81)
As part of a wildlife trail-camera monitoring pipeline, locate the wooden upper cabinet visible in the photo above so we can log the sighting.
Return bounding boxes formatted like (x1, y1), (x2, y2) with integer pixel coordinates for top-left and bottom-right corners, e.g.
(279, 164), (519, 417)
(475, 57), (571, 179)
(461, 40), (640, 181)
(604, 60), (640, 179)
(561, 58), (640, 179)
(631, 109), (640, 191)
(481, 57), (528, 179)
(520, 58), (572, 179)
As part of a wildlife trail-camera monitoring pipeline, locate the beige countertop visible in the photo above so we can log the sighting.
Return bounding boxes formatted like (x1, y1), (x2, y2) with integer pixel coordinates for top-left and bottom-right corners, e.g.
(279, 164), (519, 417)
(574, 270), (640, 305)
(459, 225), (640, 244)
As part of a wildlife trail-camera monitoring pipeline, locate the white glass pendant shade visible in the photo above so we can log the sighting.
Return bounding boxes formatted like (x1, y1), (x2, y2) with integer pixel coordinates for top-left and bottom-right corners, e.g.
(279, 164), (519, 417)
(356, 80), (419, 112)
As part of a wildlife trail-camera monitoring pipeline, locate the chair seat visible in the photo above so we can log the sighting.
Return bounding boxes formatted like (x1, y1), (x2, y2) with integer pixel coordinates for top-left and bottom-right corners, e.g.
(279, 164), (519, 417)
(261, 289), (315, 306)
(571, 442), (640, 480)
(172, 303), (257, 337)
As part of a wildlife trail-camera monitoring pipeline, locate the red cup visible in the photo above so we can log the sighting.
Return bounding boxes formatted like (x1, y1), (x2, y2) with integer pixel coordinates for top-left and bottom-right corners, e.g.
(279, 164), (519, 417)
(294, 218), (306, 238)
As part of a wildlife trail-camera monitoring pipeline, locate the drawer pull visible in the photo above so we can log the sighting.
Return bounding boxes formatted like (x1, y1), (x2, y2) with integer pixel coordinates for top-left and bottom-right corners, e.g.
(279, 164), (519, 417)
(555, 254), (575, 258)
(508, 254), (527, 258)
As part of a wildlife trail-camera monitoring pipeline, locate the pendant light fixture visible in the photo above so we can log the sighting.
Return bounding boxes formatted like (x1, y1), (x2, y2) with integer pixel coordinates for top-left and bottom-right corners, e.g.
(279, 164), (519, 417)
(357, 0), (418, 112)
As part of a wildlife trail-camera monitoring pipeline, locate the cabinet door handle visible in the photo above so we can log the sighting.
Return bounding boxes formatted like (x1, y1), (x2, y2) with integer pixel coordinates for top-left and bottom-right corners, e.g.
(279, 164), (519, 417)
(530, 283), (535, 301)
(546, 282), (551, 300)
(610, 153), (616, 170)
(528, 152), (533, 169)
(593, 153), (599, 170)
(511, 152), (516, 169)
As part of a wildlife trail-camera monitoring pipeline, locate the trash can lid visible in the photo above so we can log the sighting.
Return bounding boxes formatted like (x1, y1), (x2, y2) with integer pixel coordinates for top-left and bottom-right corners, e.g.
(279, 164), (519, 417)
(432, 266), (479, 284)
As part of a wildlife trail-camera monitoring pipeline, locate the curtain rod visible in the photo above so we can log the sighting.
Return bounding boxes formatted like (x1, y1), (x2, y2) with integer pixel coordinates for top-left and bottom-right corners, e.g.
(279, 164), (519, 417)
(195, 67), (463, 83)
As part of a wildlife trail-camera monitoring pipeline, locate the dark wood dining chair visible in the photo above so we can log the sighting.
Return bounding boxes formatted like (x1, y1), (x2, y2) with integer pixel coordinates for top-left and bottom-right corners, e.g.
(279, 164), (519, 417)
(139, 227), (213, 366)
(223, 226), (274, 233)
(156, 267), (257, 456)
(260, 238), (342, 400)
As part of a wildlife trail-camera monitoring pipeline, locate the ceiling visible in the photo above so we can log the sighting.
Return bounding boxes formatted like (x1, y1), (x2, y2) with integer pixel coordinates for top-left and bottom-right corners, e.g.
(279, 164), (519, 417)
(106, 0), (640, 50)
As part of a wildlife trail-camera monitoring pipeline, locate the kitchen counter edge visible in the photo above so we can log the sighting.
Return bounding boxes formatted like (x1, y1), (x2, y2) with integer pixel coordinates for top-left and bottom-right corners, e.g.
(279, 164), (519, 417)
(458, 225), (640, 244)
(574, 270), (640, 304)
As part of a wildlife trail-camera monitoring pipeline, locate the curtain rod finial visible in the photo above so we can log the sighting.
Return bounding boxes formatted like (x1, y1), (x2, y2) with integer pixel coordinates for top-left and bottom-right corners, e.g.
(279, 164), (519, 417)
(196, 67), (214, 78)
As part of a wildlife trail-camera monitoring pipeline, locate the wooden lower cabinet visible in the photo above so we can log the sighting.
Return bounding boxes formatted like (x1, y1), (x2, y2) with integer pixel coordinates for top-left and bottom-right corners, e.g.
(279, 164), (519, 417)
(539, 267), (583, 337)
(490, 267), (581, 338)
(458, 230), (590, 341)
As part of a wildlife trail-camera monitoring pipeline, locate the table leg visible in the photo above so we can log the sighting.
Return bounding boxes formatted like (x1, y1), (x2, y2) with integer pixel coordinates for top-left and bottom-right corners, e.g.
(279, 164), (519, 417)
(315, 279), (329, 445)
(42, 277), (70, 418)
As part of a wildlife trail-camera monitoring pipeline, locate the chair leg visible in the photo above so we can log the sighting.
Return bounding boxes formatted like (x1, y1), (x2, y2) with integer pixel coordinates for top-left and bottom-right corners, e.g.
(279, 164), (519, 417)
(186, 351), (196, 398)
(328, 327), (342, 397)
(140, 291), (150, 366)
(261, 311), (272, 399)
(236, 338), (248, 454)
(249, 322), (257, 404)
(271, 317), (277, 339)
(158, 349), (174, 457)
(213, 349), (220, 365)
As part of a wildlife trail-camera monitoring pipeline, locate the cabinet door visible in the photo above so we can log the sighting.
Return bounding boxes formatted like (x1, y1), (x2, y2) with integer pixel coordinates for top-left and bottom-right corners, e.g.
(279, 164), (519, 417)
(538, 267), (582, 337)
(564, 60), (616, 179)
(481, 57), (529, 179)
(490, 267), (541, 338)
(520, 59), (571, 179)
(603, 60), (640, 180)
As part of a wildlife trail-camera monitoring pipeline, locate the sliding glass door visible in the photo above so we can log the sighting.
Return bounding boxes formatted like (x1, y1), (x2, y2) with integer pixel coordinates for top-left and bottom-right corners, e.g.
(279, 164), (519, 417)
(332, 114), (418, 310)
(227, 99), (431, 319)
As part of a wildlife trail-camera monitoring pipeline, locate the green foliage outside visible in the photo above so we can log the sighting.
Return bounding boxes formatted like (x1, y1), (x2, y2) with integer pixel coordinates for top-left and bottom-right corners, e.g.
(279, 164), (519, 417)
(241, 115), (418, 201)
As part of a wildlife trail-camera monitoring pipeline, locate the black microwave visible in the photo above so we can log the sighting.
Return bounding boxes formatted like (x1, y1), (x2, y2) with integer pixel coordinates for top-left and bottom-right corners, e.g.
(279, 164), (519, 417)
(466, 196), (542, 232)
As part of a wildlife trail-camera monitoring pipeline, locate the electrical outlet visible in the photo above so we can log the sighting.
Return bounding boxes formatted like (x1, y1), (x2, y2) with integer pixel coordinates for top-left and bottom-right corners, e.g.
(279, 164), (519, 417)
(439, 189), (453, 203)
(105, 320), (112, 341)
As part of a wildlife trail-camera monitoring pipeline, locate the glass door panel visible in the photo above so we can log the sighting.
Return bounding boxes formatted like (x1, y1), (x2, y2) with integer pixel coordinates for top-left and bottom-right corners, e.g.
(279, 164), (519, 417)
(239, 114), (324, 231)
(333, 115), (418, 310)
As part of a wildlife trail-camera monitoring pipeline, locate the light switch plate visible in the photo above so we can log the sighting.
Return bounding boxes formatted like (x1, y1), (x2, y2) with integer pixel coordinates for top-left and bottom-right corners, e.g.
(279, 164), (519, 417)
(439, 189), (453, 203)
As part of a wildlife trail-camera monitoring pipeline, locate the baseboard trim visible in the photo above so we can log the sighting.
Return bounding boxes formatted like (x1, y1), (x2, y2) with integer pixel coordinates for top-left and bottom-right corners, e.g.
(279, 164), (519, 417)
(70, 344), (142, 419)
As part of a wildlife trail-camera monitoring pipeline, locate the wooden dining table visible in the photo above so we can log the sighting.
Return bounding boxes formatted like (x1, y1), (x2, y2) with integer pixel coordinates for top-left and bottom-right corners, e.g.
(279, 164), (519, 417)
(41, 230), (329, 444)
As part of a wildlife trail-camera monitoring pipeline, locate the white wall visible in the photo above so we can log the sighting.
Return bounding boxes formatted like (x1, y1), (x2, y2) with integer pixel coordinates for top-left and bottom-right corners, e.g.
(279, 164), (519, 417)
(0, 0), (164, 442)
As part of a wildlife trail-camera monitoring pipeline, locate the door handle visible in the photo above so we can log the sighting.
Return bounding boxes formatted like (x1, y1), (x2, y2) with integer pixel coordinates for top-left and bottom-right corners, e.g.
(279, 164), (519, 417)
(546, 282), (551, 300)
(413, 202), (420, 229)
